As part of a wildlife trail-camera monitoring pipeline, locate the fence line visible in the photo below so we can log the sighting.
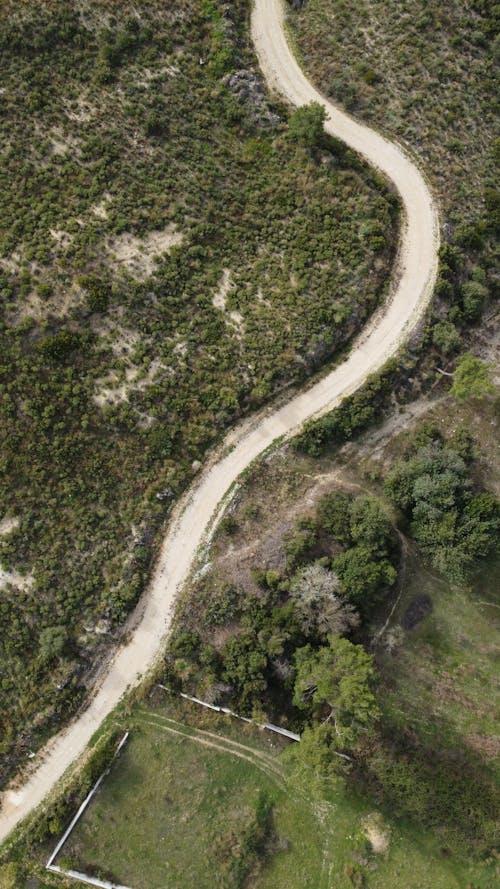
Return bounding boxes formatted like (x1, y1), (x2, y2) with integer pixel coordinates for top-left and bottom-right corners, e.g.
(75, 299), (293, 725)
(47, 864), (134, 889)
(46, 732), (130, 888)
(160, 688), (301, 742)
(46, 691), (300, 889)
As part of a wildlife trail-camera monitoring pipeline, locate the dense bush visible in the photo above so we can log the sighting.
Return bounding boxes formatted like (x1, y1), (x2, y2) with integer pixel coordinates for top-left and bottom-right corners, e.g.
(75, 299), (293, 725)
(294, 360), (399, 456)
(288, 102), (326, 148)
(166, 491), (397, 722)
(385, 440), (499, 582)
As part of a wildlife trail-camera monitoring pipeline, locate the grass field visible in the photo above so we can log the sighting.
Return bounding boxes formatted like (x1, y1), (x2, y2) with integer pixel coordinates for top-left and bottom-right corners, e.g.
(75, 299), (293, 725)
(59, 705), (324, 889)
(51, 697), (496, 889)
(377, 550), (500, 782)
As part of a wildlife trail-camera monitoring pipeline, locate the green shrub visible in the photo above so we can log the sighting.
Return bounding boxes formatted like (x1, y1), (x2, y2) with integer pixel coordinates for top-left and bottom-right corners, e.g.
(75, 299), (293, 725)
(431, 320), (461, 354)
(461, 280), (488, 321)
(38, 329), (85, 362)
(288, 102), (327, 148)
(38, 625), (68, 664)
(317, 491), (352, 543)
(451, 353), (494, 400)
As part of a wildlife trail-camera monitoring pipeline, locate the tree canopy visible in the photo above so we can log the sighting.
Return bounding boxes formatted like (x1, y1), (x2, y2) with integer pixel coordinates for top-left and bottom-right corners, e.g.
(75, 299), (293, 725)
(289, 562), (359, 638)
(451, 353), (494, 401)
(385, 441), (499, 582)
(293, 635), (379, 760)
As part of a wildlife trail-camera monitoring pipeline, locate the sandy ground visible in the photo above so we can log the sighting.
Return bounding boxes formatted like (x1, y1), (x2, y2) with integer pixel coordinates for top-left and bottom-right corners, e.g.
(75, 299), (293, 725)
(0, 0), (439, 843)
(105, 225), (183, 280)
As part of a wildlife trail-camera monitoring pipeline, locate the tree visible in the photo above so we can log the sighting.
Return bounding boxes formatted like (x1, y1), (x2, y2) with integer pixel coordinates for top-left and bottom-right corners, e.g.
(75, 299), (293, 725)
(385, 441), (499, 583)
(288, 102), (327, 149)
(293, 635), (379, 766)
(222, 635), (268, 710)
(384, 442), (468, 512)
(349, 497), (394, 556)
(432, 320), (461, 354)
(451, 353), (494, 400)
(334, 546), (397, 610)
(289, 562), (359, 638)
(38, 625), (67, 664)
(317, 491), (351, 543)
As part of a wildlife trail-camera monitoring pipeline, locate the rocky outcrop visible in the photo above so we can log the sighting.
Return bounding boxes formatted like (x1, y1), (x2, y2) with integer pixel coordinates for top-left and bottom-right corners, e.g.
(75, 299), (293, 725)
(222, 69), (281, 128)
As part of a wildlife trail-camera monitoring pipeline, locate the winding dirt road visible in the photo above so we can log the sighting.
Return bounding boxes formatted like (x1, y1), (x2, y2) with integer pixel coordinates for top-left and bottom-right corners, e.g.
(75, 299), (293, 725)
(0, 0), (439, 844)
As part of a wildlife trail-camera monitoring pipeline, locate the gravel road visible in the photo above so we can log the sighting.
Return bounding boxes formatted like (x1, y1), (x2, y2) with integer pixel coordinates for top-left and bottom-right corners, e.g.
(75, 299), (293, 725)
(0, 0), (439, 844)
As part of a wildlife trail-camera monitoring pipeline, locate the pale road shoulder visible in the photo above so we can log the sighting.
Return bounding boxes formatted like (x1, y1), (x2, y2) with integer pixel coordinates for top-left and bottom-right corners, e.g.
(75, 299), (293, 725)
(0, 0), (439, 844)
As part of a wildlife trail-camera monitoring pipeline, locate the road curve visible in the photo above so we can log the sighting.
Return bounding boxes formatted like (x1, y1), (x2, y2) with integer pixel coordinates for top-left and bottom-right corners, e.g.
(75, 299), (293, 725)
(0, 0), (439, 844)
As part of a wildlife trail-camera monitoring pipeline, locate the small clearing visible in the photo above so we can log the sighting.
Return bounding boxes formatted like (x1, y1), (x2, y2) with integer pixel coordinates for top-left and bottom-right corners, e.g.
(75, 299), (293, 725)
(135, 63), (180, 85)
(63, 93), (95, 123)
(0, 516), (19, 536)
(0, 566), (33, 592)
(91, 319), (140, 358)
(212, 270), (244, 336)
(49, 228), (73, 249)
(93, 359), (166, 408)
(49, 129), (79, 156)
(90, 194), (111, 220)
(212, 269), (232, 309)
(105, 225), (184, 280)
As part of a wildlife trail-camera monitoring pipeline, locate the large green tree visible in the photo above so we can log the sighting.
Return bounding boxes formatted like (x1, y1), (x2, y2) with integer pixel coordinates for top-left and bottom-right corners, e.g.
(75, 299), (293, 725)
(293, 635), (379, 771)
(385, 441), (499, 582)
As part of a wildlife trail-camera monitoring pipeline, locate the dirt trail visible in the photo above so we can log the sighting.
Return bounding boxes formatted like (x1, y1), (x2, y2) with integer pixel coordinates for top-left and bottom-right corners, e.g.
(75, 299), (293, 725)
(140, 720), (286, 787)
(0, 0), (439, 844)
(137, 709), (285, 774)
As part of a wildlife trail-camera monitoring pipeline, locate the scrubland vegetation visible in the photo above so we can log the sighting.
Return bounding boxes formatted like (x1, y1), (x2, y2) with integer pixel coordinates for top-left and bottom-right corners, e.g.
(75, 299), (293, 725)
(0, 0), (397, 784)
(1, 2), (498, 887)
(289, 0), (499, 369)
(289, 0), (499, 217)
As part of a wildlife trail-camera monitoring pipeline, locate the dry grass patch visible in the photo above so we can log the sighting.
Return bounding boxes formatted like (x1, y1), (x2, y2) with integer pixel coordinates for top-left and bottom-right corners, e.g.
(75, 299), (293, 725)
(361, 812), (390, 854)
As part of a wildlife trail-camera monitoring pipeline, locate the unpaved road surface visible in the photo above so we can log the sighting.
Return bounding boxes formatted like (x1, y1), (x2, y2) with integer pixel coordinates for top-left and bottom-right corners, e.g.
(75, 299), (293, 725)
(0, 0), (438, 843)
